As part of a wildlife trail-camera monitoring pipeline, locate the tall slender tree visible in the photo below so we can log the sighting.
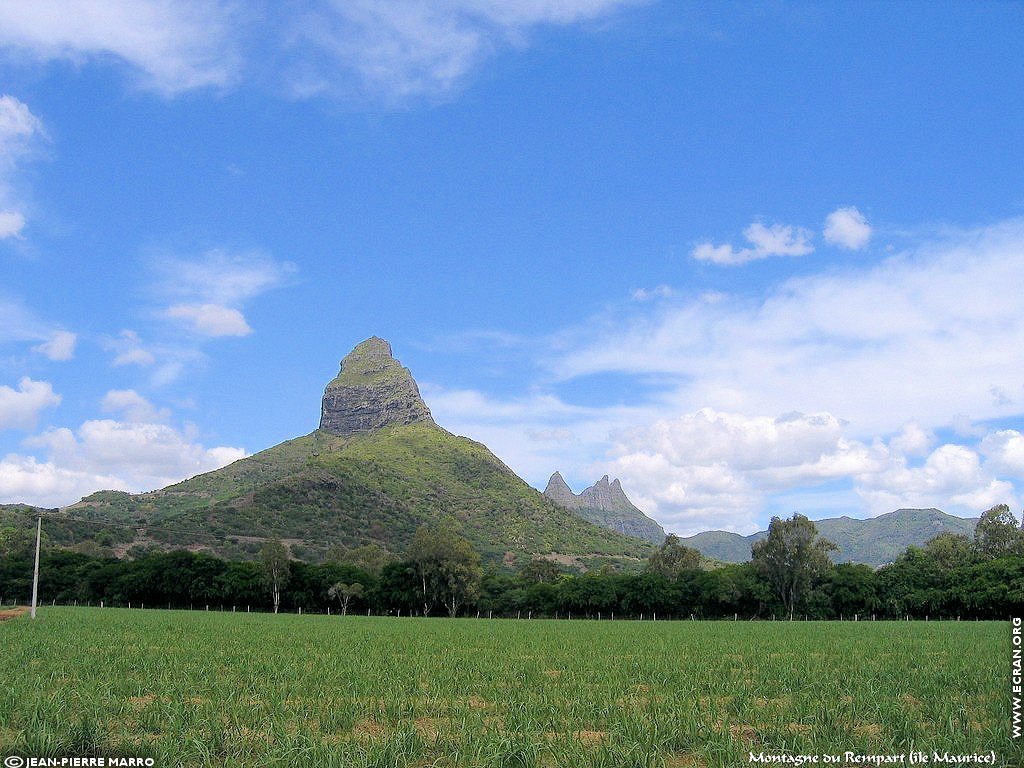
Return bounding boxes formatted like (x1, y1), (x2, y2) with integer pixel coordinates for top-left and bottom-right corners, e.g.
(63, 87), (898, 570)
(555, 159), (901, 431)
(406, 523), (481, 617)
(752, 514), (836, 620)
(260, 538), (290, 614)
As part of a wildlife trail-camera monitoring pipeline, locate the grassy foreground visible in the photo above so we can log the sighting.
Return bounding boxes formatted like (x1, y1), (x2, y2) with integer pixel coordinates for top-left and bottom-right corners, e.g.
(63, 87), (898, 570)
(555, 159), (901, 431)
(0, 608), (1017, 767)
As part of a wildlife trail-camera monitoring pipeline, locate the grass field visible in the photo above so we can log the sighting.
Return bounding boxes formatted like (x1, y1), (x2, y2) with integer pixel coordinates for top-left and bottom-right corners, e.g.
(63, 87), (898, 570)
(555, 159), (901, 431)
(0, 608), (1017, 767)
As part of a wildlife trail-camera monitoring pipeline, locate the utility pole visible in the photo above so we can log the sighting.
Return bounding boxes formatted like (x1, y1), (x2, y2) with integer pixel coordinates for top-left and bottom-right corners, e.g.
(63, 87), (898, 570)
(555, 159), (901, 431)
(31, 514), (41, 619)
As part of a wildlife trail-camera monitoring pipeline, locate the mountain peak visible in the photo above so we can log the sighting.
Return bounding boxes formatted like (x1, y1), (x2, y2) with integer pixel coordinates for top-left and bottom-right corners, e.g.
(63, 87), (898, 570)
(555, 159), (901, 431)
(544, 471), (579, 509)
(319, 337), (434, 434)
(543, 472), (666, 545)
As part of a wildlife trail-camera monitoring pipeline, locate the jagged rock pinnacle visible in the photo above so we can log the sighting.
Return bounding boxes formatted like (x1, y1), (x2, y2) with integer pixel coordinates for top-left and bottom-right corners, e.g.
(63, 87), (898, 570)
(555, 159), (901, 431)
(543, 471), (579, 509)
(319, 337), (434, 434)
(579, 475), (616, 509)
(544, 470), (667, 545)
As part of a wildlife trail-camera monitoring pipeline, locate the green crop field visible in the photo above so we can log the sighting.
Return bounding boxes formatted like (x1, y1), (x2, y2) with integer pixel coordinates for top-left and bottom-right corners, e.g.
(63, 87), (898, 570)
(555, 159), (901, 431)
(0, 608), (1017, 768)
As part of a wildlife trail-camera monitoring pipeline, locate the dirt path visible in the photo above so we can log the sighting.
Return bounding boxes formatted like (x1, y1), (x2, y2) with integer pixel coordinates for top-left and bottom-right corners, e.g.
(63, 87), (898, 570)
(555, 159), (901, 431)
(0, 606), (29, 621)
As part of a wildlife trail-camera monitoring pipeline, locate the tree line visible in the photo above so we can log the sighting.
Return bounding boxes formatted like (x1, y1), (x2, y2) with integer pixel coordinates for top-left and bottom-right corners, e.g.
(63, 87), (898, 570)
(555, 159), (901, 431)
(0, 506), (1021, 621)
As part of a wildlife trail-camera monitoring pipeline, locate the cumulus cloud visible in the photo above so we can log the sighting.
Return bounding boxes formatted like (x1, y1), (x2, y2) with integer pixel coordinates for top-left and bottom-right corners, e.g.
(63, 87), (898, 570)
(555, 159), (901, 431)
(0, 1), (239, 95)
(556, 217), (1024, 437)
(101, 390), (169, 424)
(600, 408), (1018, 534)
(419, 218), (1024, 533)
(889, 422), (934, 458)
(165, 303), (252, 337)
(1, 418), (247, 507)
(286, 0), (648, 101)
(106, 329), (155, 367)
(0, 454), (125, 509)
(824, 206), (872, 250)
(980, 429), (1024, 478)
(32, 330), (76, 361)
(0, 377), (60, 431)
(692, 220), (814, 266)
(155, 250), (294, 338)
(604, 409), (885, 533)
(607, 452), (762, 534)
(856, 443), (1016, 516)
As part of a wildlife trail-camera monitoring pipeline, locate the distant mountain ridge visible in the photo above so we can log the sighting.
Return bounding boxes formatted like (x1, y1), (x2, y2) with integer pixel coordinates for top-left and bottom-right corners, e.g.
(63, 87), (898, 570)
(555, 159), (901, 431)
(0, 338), (983, 570)
(14, 339), (650, 567)
(680, 508), (979, 567)
(544, 472), (666, 545)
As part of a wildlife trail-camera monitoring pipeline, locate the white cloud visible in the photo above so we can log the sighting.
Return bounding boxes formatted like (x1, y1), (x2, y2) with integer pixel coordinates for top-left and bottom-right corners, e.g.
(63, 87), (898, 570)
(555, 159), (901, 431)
(607, 452), (763, 534)
(422, 382), (652, 487)
(32, 330), (76, 361)
(0, 94), (43, 160)
(980, 429), (1024, 478)
(107, 329), (155, 367)
(287, 0), (647, 101)
(692, 220), (814, 266)
(0, 94), (45, 234)
(0, 210), (25, 238)
(0, 377), (60, 431)
(0, 1), (239, 96)
(0, 2), (648, 105)
(101, 390), (169, 424)
(889, 422), (934, 458)
(157, 250), (295, 306)
(2, 418), (247, 507)
(824, 206), (872, 250)
(0, 454), (125, 509)
(604, 409), (889, 533)
(166, 303), (252, 337)
(154, 250), (294, 338)
(419, 217), (1024, 533)
(556, 218), (1024, 437)
(631, 285), (675, 301)
(601, 408), (1015, 534)
(856, 443), (1016, 516)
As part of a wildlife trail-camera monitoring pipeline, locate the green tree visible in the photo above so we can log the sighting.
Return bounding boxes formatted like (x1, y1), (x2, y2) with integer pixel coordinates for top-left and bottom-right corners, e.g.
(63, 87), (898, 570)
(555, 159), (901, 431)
(821, 563), (877, 619)
(0, 520), (49, 559)
(922, 531), (976, 570)
(327, 582), (364, 616)
(260, 538), (290, 614)
(645, 534), (703, 579)
(973, 504), (1024, 559)
(519, 558), (561, 585)
(406, 523), (482, 617)
(752, 514), (836, 620)
(325, 543), (394, 576)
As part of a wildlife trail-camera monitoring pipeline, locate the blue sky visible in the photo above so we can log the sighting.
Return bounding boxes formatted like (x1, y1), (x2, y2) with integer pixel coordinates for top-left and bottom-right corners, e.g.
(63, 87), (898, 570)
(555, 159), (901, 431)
(2, 1), (1023, 535)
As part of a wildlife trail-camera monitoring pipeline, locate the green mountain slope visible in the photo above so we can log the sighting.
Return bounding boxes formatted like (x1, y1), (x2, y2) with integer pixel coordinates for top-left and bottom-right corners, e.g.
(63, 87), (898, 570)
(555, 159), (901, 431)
(680, 508), (979, 567)
(51, 339), (650, 567)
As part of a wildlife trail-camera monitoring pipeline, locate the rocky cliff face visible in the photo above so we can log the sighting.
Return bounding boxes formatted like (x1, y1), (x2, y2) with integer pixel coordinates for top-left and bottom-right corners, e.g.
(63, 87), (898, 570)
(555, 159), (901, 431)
(544, 472), (666, 545)
(579, 475), (633, 512)
(319, 337), (434, 435)
(543, 471), (579, 509)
